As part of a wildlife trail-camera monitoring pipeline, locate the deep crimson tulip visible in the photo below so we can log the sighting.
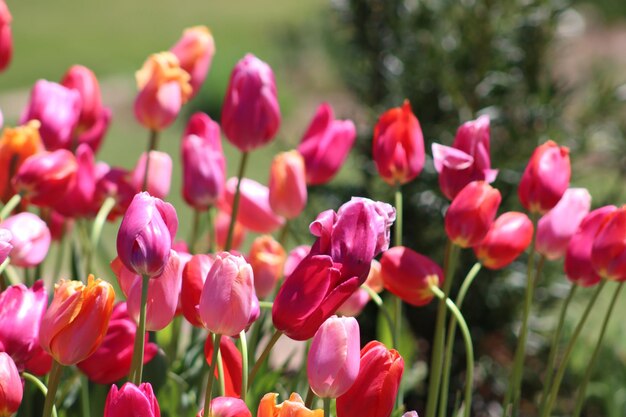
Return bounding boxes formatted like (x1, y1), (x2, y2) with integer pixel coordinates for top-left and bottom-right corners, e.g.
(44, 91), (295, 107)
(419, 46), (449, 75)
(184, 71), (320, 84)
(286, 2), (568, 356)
(297, 103), (356, 185)
(104, 382), (160, 417)
(336, 341), (404, 417)
(591, 206), (626, 281)
(257, 393), (322, 417)
(1, 213), (50, 267)
(221, 54), (280, 151)
(444, 181), (501, 248)
(0, 121), (44, 203)
(473, 212), (533, 270)
(518, 140), (570, 214)
(181, 254), (214, 327)
(53, 144), (97, 218)
(0, 353), (22, 417)
(204, 336), (243, 398)
(197, 397), (251, 417)
(130, 151), (172, 199)
(283, 245), (311, 278)
(372, 100), (424, 185)
(248, 235), (286, 299)
(170, 26), (215, 98)
(0, 0), (12, 73)
(380, 246), (443, 307)
(268, 150), (307, 219)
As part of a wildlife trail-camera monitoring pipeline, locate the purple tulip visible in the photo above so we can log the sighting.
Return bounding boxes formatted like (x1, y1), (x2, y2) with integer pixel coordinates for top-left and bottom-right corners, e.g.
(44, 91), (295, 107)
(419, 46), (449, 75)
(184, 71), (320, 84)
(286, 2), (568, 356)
(1, 213), (50, 267)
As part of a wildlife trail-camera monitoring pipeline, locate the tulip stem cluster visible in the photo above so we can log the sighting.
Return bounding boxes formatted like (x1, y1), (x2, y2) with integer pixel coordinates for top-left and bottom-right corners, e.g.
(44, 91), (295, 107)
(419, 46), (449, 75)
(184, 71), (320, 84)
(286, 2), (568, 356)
(129, 274), (150, 385)
(203, 333), (222, 415)
(42, 360), (63, 417)
(224, 151), (249, 251)
(22, 372), (58, 417)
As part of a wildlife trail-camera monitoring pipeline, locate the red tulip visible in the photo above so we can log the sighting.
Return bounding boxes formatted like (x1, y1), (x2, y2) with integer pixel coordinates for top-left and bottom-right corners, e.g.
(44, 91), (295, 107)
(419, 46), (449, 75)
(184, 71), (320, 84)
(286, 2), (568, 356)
(591, 206), (626, 281)
(283, 245), (310, 279)
(204, 336), (243, 398)
(0, 353), (22, 417)
(104, 382), (160, 417)
(181, 254), (214, 327)
(473, 212), (534, 270)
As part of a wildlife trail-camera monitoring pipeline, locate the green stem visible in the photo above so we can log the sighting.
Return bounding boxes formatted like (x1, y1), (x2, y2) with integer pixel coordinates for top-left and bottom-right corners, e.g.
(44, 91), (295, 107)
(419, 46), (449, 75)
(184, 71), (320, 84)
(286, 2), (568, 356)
(430, 285), (474, 417)
(52, 236), (67, 283)
(240, 330), (249, 402)
(305, 386), (315, 408)
(217, 346), (226, 397)
(258, 301), (273, 309)
(540, 280), (607, 417)
(129, 274), (150, 384)
(204, 333), (222, 415)
(142, 130), (159, 192)
(42, 360), (63, 417)
(362, 285), (397, 348)
(190, 209), (201, 254)
(438, 263), (482, 417)
(87, 196), (115, 274)
(0, 257), (10, 278)
(0, 193), (21, 220)
(278, 220), (290, 247)
(324, 398), (331, 417)
(248, 329), (282, 389)
(207, 207), (215, 253)
(4, 265), (20, 286)
(22, 372), (58, 417)
(573, 282), (623, 417)
(393, 185), (404, 406)
(80, 375), (90, 417)
(224, 151), (249, 252)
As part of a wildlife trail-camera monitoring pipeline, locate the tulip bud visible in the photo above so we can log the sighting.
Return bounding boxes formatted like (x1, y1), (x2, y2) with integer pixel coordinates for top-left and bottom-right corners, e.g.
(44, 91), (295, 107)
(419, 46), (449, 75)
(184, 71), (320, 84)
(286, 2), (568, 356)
(536, 188), (591, 260)
(381, 246), (443, 306)
(473, 212), (534, 270)
(283, 245), (310, 278)
(204, 336), (243, 399)
(0, 121), (44, 203)
(221, 54), (281, 151)
(591, 206), (626, 281)
(170, 26), (215, 98)
(134, 52), (192, 131)
(307, 316), (360, 398)
(336, 341), (404, 417)
(1, 213), (50, 267)
(518, 140), (570, 214)
(337, 259), (383, 317)
(257, 393), (322, 417)
(197, 397), (251, 417)
(130, 151), (172, 199)
(249, 235), (286, 299)
(39, 276), (115, 365)
(297, 103), (356, 185)
(0, 0), (12, 73)
(268, 150), (307, 219)
(104, 382), (160, 417)
(116, 192), (178, 276)
(445, 181), (501, 248)
(182, 254), (214, 327)
(53, 144), (97, 218)
(198, 252), (255, 336)
(0, 353), (22, 417)
(181, 113), (226, 210)
(372, 100), (425, 185)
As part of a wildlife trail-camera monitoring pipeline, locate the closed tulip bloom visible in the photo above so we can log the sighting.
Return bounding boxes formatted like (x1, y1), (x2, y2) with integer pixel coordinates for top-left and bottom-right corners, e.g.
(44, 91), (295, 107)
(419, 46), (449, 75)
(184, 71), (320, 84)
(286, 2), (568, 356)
(308, 316), (360, 398)
(197, 397), (251, 417)
(181, 112), (226, 210)
(0, 121), (44, 203)
(297, 103), (356, 185)
(1, 213), (50, 267)
(39, 276), (115, 365)
(104, 382), (160, 417)
(372, 100), (425, 185)
(198, 252), (255, 336)
(536, 188), (591, 260)
(283, 245), (310, 278)
(170, 26), (215, 98)
(93, 163), (136, 221)
(249, 235), (286, 299)
(182, 254), (214, 327)
(116, 192), (178, 277)
(0, 0), (12, 73)
(445, 181), (501, 248)
(221, 54), (281, 151)
(591, 206), (626, 281)
(337, 259), (383, 317)
(53, 144), (97, 218)
(0, 281), (47, 368)
(0, 353), (21, 417)
(473, 212), (533, 270)
(269, 150), (307, 219)
(380, 246), (443, 306)
(518, 140), (570, 214)
(204, 336), (243, 398)
(0, 228), (10, 264)
(403, 413), (419, 417)
(336, 341), (404, 417)
(212, 211), (247, 251)
(134, 52), (192, 131)
(130, 151), (172, 199)
(257, 393), (322, 417)
(77, 302), (158, 384)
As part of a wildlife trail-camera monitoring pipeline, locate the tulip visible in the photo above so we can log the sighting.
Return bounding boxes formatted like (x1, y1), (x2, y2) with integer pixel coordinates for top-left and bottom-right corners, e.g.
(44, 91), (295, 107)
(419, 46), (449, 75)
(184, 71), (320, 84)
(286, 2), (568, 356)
(13, 149), (78, 207)
(0, 120), (44, 203)
(0, 281), (47, 368)
(283, 245), (310, 278)
(181, 113), (226, 210)
(74, 107), (111, 155)
(134, 52), (192, 131)
(536, 188), (591, 260)
(53, 144), (97, 218)
(473, 212), (534, 270)
(432, 115), (498, 200)
(212, 211), (246, 251)
(403, 413), (419, 417)
(221, 54), (281, 151)
(0, 0), (12, 72)
(197, 397), (251, 417)
(268, 150), (307, 219)
(249, 235), (286, 299)
(0, 213), (50, 267)
(308, 316), (360, 398)
(24, 344), (52, 376)
(77, 302), (158, 384)
(39, 276), (115, 365)
(116, 192), (178, 277)
(20, 80), (82, 150)
(565, 206), (617, 287)
(337, 259), (383, 316)
(372, 100), (425, 185)
(444, 181), (501, 248)
(93, 163), (136, 221)
(0, 228), (9, 263)
(181, 254), (214, 327)
(336, 341), (404, 417)
(518, 140), (570, 214)
(104, 382), (160, 417)
(204, 336), (243, 398)
(257, 393), (322, 417)
(0, 353), (22, 417)
(380, 246), (443, 306)
(170, 26), (215, 98)
(130, 151), (172, 199)
(591, 206), (626, 281)
(297, 103), (356, 185)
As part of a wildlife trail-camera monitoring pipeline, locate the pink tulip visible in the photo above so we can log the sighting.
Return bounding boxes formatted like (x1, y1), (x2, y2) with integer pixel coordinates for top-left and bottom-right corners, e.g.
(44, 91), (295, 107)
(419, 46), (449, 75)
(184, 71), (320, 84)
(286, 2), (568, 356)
(23, 344), (52, 376)
(131, 151), (172, 199)
(0, 228), (11, 264)
(0, 0), (12, 73)
(197, 396), (251, 417)
(170, 26), (215, 98)
(211, 211), (247, 252)
(0, 213), (50, 267)
(248, 235), (286, 299)
(283, 245), (310, 278)
(307, 316), (360, 398)
(0, 353), (22, 417)
(116, 192), (178, 276)
(198, 252), (255, 336)
(337, 259), (383, 317)
(269, 150), (307, 219)
(221, 54), (281, 151)
(297, 103), (356, 185)
(104, 382), (160, 417)
(536, 188), (591, 260)
(591, 206), (626, 281)
(181, 254), (214, 327)
(53, 144), (97, 218)
(403, 412), (419, 417)
(473, 212), (534, 270)
(181, 113), (226, 210)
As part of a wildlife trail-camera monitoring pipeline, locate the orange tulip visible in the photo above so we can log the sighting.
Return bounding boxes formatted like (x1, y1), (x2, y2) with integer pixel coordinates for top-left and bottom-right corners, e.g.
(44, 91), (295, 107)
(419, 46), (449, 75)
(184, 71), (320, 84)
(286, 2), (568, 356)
(39, 275), (115, 365)
(257, 393), (323, 417)
(0, 121), (43, 202)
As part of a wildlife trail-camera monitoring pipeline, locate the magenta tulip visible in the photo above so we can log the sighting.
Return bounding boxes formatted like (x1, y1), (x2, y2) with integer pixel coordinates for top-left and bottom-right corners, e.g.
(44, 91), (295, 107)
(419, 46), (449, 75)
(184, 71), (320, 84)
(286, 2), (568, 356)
(93, 163), (136, 221)
(337, 259), (383, 317)
(104, 382), (160, 417)
(53, 144), (97, 218)
(0, 353), (22, 417)
(197, 396), (251, 417)
(130, 151), (172, 199)
(0, 0), (12, 73)
(1, 213), (50, 267)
